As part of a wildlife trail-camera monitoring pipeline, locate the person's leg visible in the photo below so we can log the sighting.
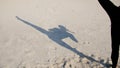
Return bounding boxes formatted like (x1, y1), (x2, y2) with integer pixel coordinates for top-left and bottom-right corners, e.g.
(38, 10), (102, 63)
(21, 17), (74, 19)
(111, 38), (119, 68)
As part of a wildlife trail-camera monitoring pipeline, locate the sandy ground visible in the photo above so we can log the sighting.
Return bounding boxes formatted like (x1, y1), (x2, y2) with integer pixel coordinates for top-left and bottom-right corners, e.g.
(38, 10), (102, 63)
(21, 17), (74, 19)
(0, 0), (120, 68)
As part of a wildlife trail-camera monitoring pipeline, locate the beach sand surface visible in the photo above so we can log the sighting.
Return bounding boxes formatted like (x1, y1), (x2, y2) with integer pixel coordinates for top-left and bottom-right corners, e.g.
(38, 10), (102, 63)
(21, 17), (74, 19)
(0, 0), (120, 68)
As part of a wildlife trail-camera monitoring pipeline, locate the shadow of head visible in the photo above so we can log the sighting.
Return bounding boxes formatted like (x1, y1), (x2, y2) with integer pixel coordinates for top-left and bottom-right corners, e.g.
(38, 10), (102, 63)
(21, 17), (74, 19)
(48, 25), (67, 33)
(58, 25), (67, 31)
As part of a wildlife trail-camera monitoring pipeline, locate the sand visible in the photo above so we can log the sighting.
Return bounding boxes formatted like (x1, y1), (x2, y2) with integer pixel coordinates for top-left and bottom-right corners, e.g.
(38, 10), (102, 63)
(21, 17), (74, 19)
(0, 0), (120, 68)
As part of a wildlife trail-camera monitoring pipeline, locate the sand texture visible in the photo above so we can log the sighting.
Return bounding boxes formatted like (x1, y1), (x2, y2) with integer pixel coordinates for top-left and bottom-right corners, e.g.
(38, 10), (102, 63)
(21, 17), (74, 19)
(0, 0), (120, 68)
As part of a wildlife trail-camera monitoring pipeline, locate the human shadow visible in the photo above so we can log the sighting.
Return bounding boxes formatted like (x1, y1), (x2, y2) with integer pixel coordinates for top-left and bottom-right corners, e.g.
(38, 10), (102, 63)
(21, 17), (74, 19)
(98, 0), (120, 68)
(16, 16), (110, 67)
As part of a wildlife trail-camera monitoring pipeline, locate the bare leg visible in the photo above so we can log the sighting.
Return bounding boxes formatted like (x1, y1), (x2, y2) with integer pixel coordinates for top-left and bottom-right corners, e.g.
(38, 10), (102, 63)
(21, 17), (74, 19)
(111, 35), (119, 68)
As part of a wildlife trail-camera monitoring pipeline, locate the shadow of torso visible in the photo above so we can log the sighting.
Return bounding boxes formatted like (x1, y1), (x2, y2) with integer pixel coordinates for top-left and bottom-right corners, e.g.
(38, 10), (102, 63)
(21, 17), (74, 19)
(47, 28), (71, 40)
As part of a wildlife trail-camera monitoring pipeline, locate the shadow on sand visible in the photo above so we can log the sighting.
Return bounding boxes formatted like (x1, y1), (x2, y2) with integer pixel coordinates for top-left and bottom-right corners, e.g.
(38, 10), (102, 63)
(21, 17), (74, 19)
(16, 16), (110, 67)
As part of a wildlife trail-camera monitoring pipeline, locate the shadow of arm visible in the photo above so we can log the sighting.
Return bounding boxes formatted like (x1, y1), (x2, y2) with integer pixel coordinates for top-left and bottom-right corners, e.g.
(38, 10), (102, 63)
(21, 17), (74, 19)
(69, 34), (78, 43)
(16, 16), (48, 34)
